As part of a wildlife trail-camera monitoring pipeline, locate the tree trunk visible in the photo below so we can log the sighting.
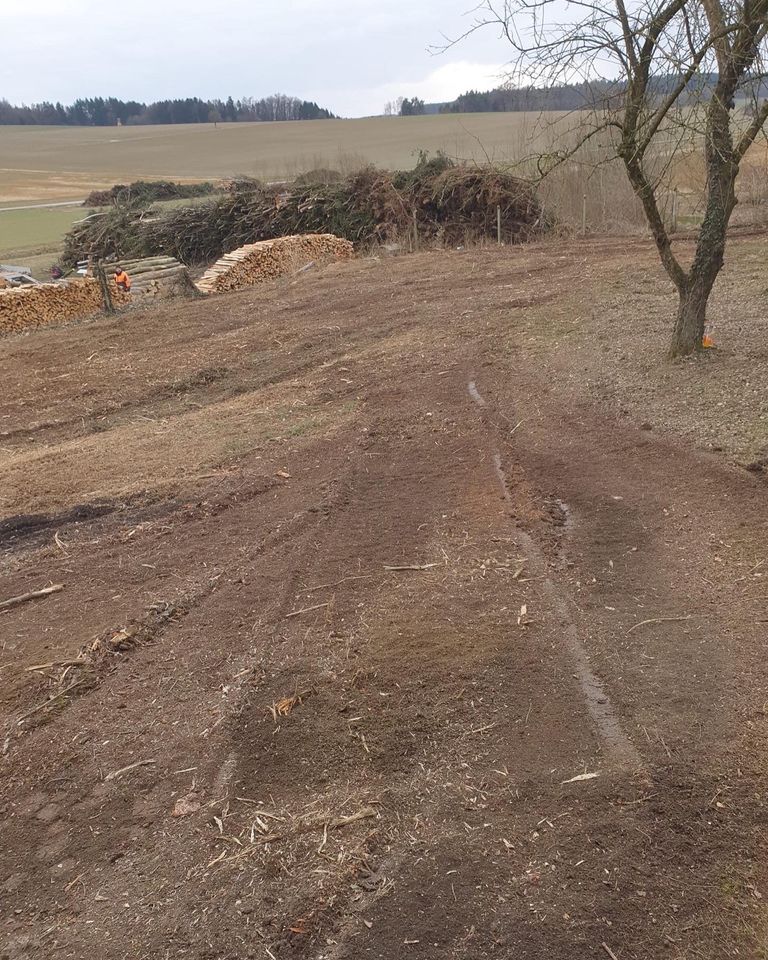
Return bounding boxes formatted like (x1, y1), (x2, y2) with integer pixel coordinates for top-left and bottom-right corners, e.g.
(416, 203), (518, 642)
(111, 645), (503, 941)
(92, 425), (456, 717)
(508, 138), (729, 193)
(670, 280), (710, 357)
(667, 73), (739, 360)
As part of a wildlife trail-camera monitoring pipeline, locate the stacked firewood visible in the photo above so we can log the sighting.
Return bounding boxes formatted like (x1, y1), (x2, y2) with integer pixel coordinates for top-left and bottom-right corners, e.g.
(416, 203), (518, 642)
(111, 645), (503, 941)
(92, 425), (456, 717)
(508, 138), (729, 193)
(196, 234), (354, 294)
(0, 279), (105, 335)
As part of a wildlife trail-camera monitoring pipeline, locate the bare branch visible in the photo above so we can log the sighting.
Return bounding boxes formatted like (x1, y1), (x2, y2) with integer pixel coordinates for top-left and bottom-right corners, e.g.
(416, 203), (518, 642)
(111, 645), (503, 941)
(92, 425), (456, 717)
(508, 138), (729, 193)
(735, 98), (768, 159)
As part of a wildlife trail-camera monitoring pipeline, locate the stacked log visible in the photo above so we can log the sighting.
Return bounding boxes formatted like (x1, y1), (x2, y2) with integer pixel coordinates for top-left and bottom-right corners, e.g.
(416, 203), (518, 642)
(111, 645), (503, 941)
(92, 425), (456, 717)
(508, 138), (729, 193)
(0, 279), (109, 336)
(196, 234), (354, 294)
(102, 256), (193, 301)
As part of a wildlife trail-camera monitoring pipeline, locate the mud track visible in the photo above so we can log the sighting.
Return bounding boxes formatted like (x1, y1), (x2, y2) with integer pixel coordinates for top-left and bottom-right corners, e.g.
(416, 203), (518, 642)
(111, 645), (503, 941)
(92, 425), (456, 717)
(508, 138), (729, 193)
(1, 245), (767, 959)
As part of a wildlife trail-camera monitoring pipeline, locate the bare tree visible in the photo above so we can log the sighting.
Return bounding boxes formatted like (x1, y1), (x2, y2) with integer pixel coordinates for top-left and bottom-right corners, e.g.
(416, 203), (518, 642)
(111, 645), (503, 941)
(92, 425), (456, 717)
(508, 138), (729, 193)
(455, 0), (768, 356)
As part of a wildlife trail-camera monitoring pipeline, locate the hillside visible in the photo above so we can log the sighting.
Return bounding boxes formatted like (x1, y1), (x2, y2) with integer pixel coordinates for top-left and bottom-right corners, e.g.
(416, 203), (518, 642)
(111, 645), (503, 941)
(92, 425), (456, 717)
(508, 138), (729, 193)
(1, 236), (767, 959)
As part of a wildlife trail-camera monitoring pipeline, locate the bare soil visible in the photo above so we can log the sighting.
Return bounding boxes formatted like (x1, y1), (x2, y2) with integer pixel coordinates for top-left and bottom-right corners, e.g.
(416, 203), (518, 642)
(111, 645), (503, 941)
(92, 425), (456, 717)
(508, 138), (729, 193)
(1, 238), (767, 960)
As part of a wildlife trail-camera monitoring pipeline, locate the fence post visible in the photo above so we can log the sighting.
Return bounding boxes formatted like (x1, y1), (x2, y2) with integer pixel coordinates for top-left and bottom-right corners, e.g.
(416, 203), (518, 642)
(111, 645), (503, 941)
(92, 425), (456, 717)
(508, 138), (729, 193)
(581, 194), (587, 236)
(412, 209), (419, 252)
(672, 188), (679, 233)
(497, 205), (502, 245)
(95, 260), (115, 315)
(600, 168), (606, 227)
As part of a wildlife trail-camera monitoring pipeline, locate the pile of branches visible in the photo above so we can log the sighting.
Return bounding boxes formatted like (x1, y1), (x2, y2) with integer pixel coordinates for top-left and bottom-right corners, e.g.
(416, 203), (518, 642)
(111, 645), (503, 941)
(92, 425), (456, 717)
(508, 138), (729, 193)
(65, 158), (545, 266)
(84, 180), (218, 207)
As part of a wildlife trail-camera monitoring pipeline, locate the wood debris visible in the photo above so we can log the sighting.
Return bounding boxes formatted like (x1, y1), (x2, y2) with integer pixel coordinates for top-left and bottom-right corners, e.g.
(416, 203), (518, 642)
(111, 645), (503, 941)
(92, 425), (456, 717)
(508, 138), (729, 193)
(562, 772), (600, 784)
(627, 615), (692, 634)
(172, 793), (201, 817)
(16, 679), (87, 725)
(268, 688), (313, 721)
(219, 806), (378, 862)
(0, 583), (64, 612)
(284, 602), (330, 619)
(105, 759), (157, 782)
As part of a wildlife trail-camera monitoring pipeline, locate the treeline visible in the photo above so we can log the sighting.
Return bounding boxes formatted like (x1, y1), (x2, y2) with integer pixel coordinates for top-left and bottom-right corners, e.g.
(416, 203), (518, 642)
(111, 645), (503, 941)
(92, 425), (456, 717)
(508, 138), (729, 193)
(440, 82), (618, 114)
(0, 94), (336, 126)
(438, 74), (768, 114)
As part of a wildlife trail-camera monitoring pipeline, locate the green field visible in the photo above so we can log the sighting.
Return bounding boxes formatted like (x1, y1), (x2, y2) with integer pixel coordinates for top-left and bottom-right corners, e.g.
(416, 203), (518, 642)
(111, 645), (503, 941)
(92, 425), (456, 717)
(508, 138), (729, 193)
(0, 206), (90, 256)
(0, 205), (96, 277)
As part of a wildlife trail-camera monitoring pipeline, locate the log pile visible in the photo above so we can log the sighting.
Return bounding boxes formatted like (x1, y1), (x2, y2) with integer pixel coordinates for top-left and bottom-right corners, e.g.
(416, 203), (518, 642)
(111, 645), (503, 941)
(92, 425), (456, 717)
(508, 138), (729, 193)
(0, 279), (106, 335)
(196, 234), (354, 294)
(102, 256), (192, 301)
(0, 257), (194, 337)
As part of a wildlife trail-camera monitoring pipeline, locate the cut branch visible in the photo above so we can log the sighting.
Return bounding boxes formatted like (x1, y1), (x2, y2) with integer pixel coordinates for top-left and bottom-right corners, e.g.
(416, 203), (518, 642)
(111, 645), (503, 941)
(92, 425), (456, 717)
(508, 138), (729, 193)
(0, 584), (64, 612)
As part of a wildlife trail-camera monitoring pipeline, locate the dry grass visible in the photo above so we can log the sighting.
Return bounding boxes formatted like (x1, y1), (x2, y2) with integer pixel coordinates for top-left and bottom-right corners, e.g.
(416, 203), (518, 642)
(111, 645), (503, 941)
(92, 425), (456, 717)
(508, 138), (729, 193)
(0, 113), (582, 203)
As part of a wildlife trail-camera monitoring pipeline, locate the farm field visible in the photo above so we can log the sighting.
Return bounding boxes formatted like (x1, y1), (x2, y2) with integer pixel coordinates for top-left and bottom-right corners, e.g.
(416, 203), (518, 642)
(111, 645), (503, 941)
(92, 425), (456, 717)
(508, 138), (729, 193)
(0, 113), (570, 270)
(0, 205), (93, 268)
(0, 113), (572, 203)
(3, 111), (767, 270)
(1, 236), (767, 958)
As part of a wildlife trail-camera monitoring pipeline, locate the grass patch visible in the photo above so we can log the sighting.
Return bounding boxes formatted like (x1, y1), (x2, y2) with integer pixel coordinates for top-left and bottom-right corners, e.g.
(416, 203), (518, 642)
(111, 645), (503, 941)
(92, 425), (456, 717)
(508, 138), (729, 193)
(0, 206), (95, 268)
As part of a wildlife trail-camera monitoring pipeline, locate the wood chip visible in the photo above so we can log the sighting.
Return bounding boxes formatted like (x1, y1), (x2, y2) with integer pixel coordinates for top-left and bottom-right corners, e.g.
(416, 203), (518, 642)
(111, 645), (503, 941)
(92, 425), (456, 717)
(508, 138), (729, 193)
(284, 602), (330, 619)
(562, 772), (600, 784)
(627, 615), (691, 634)
(104, 759), (156, 782)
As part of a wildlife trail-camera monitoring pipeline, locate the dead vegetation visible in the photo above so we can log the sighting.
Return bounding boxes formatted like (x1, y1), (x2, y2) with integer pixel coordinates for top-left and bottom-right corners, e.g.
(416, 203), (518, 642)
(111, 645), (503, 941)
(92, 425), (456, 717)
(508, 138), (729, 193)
(62, 157), (544, 266)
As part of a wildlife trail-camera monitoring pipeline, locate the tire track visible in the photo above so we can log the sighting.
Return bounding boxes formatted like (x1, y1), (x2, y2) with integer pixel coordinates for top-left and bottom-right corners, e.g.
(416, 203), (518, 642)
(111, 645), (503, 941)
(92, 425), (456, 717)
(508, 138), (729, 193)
(468, 376), (642, 771)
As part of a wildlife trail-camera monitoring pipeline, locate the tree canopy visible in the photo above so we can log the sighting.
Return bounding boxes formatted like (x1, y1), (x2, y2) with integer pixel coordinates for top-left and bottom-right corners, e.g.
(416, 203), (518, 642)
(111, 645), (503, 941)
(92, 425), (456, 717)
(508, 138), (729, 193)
(0, 94), (336, 126)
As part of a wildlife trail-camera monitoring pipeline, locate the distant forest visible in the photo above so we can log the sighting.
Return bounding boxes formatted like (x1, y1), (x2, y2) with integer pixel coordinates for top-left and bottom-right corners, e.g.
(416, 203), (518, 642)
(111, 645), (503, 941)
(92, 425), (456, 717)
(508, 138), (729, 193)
(435, 75), (764, 114)
(439, 82), (616, 113)
(391, 83), (633, 116)
(0, 94), (336, 126)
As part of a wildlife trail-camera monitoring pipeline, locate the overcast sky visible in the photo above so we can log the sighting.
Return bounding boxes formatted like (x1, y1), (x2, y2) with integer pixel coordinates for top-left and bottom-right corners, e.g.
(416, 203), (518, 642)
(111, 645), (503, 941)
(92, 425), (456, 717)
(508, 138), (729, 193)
(0, 1), (511, 116)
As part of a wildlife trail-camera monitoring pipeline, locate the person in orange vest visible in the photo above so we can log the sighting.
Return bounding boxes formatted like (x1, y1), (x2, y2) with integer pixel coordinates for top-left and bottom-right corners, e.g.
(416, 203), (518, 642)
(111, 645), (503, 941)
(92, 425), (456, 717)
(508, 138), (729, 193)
(114, 266), (131, 293)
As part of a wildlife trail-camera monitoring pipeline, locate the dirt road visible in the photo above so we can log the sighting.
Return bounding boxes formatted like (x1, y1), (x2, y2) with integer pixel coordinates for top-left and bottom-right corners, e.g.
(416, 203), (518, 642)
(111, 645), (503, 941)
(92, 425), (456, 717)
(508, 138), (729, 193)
(1, 243), (766, 959)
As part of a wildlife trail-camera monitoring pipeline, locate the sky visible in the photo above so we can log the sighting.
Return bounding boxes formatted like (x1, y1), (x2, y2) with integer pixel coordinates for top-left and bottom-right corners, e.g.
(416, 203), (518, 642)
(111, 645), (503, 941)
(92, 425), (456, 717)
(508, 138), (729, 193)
(0, 1), (512, 117)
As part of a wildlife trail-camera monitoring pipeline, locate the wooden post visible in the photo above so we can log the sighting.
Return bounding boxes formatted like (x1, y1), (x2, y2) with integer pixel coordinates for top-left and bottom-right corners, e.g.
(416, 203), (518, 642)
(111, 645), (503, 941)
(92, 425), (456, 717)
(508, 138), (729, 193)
(600, 168), (606, 227)
(412, 209), (419, 252)
(95, 260), (115, 315)
(581, 193), (587, 236)
(496, 205), (502, 245)
(671, 188), (679, 233)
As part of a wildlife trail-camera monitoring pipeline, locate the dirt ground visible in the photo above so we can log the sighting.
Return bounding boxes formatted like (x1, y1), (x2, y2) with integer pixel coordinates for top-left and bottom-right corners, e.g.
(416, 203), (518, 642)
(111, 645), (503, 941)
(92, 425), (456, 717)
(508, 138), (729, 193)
(1, 237), (767, 960)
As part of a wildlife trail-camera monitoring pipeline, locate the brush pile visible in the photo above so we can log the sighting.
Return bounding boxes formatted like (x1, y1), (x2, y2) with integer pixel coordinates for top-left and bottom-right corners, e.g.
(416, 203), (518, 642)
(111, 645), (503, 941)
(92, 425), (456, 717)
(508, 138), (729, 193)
(0, 279), (126, 335)
(64, 156), (544, 267)
(196, 235), (354, 293)
(84, 180), (217, 207)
